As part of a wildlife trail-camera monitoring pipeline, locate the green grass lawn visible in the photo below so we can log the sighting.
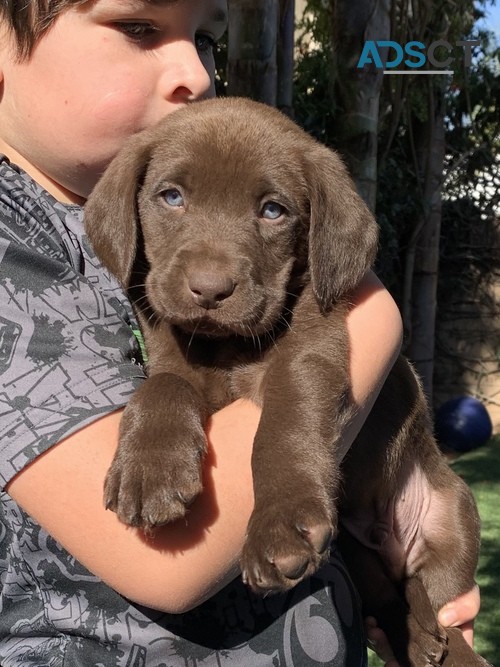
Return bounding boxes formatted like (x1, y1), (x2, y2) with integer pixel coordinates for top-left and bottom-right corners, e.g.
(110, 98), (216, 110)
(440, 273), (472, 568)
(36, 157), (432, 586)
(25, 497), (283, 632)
(368, 435), (500, 666)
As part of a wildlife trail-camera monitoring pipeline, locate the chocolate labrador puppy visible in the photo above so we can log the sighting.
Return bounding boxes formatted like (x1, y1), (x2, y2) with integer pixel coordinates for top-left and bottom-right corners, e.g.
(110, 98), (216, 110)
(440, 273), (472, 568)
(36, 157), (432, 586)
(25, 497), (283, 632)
(85, 98), (489, 667)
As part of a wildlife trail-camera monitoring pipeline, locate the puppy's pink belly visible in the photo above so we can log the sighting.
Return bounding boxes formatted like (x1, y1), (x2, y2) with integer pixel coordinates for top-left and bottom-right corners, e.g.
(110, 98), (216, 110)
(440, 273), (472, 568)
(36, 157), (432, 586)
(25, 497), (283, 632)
(393, 467), (437, 575)
(342, 464), (442, 579)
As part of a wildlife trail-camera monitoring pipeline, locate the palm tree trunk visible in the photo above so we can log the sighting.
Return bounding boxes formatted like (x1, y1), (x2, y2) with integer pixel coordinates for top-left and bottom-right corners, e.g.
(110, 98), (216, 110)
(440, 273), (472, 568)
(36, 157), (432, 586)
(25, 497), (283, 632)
(227, 0), (280, 105)
(331, 0), (391, 210)
(406, 82), (446, 402)
(277, 0), (295, 115)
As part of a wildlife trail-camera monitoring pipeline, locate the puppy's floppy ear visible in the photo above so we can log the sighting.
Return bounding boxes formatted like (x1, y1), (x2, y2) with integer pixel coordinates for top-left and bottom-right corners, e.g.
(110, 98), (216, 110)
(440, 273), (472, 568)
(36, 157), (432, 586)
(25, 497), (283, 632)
(84, 133), (153, 288)
(306, 144), (379, 310)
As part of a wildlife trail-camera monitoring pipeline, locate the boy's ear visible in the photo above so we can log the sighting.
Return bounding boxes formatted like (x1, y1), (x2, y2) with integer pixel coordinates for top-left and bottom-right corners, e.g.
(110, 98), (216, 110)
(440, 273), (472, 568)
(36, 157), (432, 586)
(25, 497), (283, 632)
(84, 134), (153, 288)
(305, 145), (379, 310)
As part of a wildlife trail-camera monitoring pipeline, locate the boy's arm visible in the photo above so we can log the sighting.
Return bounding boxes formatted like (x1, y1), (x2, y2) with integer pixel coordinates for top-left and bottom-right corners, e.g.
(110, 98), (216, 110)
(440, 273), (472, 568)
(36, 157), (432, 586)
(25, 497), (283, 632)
(7, 272), (403, 613)
(7, 399), (260, 613)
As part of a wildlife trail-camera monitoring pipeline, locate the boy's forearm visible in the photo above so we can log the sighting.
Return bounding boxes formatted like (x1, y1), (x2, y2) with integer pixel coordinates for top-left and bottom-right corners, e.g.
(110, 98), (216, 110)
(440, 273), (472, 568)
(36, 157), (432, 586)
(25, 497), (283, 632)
(6, 401), (260, 613)
(340, 271), (403, 461)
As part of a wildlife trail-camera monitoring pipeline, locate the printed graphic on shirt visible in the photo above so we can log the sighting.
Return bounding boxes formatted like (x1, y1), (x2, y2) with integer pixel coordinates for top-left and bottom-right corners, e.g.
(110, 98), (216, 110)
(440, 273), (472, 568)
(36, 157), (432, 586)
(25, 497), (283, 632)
(0, 158), (145, 489)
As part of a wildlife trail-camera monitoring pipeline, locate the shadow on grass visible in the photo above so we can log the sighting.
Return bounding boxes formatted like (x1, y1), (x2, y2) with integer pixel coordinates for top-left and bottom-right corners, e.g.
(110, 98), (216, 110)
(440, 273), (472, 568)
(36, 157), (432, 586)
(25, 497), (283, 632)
(450, 436), (500, 486)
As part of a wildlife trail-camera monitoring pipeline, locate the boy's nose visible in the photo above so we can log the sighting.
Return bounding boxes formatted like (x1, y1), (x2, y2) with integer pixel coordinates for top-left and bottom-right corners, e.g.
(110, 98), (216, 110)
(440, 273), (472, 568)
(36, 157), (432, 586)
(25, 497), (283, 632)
(159, 43), (214, 103)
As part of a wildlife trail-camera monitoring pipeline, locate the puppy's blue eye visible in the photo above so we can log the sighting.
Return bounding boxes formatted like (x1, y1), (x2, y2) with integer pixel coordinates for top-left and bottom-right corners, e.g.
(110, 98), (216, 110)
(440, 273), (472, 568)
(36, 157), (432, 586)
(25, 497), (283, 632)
(163, 189), (184, 207)
(261, 201), (285, 220)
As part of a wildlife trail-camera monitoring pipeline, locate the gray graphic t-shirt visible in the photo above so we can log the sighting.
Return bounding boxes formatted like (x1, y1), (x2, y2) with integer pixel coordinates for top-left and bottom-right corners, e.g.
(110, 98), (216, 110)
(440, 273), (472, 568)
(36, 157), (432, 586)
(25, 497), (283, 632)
(0, 156), (367, 666)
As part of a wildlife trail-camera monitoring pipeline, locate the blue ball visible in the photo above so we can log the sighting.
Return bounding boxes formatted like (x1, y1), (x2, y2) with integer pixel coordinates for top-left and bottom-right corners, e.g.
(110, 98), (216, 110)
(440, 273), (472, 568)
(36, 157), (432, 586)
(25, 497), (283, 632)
(435, 396), (493, 452)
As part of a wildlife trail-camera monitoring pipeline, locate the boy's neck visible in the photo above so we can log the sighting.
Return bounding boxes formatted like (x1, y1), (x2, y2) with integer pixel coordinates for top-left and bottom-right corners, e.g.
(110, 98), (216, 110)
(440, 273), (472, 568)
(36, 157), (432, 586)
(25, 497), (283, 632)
(0, 137), (85, 205)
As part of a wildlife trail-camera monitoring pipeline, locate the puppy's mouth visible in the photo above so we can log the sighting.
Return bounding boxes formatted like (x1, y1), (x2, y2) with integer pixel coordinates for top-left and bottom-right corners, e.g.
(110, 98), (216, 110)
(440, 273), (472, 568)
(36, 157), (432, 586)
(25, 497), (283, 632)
(171, 315), (258, 338)
(146, 290), (285, 339)
(159, 307), (277, 339)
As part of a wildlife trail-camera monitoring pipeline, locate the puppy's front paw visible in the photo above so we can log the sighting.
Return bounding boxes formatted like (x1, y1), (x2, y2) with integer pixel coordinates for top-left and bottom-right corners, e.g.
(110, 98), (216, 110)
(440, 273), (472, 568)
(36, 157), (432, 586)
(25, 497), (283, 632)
(241, 498), (334, 594)
(104, 426), (206, 533)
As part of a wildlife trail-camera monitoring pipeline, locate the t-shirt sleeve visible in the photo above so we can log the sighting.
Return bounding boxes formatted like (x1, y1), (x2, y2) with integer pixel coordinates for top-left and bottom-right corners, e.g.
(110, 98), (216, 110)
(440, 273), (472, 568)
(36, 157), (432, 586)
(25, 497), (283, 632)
(0, 220), (146, 489)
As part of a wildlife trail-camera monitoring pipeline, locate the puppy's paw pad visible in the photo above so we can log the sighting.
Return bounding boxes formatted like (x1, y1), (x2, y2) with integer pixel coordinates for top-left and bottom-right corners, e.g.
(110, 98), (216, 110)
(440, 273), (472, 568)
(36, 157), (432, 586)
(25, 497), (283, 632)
(297, 520), (334, 555)
(241, 564), (285, 594)
(269, 552), (310, 581)
(241, 499), (335, 594)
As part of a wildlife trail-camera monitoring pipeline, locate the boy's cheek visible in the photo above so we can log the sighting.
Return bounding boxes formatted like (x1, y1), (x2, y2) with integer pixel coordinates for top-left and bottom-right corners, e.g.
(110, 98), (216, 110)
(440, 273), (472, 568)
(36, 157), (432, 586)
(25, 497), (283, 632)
(91, 85), (150, 126)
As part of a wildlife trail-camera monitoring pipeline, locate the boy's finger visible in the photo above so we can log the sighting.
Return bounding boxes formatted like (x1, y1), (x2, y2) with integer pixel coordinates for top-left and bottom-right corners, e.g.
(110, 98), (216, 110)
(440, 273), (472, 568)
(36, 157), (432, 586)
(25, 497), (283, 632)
(365, 617), (400, 665)
(461, 622), (474, 648)
(438, 584), (479, 648)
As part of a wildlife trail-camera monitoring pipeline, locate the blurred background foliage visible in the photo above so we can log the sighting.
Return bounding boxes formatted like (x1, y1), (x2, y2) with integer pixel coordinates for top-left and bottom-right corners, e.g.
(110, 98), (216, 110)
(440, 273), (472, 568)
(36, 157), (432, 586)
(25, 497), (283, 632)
(218, 0), (500, 415)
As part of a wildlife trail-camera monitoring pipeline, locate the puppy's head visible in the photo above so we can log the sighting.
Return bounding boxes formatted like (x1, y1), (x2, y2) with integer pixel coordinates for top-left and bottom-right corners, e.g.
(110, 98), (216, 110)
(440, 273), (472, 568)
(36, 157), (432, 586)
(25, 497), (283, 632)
(85, 98), (378, 336)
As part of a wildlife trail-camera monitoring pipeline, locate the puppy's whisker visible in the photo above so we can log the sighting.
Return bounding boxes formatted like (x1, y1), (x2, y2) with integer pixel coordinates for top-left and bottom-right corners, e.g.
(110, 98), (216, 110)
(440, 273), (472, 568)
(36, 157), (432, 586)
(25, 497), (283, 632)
(133, 296), (151, 311)
(278, 314), (293, 333)
(281, 304), (295, 317)
(264, 329), (279, 353)
(150, 315), (159, 330)
(186, 321), (201, 361)
(247, 325), (261, 353)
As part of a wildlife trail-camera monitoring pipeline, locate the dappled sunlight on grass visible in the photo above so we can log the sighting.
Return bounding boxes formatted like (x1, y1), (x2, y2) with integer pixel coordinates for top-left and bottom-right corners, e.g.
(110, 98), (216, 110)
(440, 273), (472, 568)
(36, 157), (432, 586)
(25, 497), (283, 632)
(451, 436), (500, 664)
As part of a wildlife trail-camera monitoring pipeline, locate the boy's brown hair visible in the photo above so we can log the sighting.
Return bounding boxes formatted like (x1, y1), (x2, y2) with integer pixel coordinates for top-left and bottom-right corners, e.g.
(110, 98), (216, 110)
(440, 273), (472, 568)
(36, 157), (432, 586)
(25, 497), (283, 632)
(0, 0), (87, 59)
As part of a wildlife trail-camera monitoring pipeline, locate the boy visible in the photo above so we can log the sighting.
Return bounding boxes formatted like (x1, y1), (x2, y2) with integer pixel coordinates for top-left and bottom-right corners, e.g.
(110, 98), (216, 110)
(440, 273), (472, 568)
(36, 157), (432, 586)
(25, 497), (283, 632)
(0, 1), (478, 664)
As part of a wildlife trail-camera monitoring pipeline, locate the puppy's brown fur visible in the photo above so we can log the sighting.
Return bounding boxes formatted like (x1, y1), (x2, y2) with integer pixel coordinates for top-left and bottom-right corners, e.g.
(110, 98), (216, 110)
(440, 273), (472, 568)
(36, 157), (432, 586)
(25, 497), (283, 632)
(85, 98), (489, 667)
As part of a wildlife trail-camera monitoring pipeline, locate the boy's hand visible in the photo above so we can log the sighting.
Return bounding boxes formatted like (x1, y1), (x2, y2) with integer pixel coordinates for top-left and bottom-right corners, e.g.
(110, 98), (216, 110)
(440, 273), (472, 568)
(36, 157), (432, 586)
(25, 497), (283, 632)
(365, 585), (481, 665)
(437, 584), (480, 648)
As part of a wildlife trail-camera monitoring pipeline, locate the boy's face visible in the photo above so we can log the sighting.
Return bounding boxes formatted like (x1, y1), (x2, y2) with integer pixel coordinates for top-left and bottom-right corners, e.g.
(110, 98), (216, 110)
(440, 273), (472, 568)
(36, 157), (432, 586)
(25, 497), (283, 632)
(0, 0), (227, 202)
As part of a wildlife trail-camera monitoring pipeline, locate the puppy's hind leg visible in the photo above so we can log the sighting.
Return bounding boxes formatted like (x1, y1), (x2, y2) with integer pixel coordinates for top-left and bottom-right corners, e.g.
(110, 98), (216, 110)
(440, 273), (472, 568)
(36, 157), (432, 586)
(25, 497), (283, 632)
(410, 473), (491, 666)
(337, 528), (447, 667)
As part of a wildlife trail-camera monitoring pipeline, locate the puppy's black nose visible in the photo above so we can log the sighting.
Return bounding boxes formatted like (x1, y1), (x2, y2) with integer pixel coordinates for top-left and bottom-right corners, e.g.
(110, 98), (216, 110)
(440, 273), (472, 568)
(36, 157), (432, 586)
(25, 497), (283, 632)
(188, 271), (236, 310)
